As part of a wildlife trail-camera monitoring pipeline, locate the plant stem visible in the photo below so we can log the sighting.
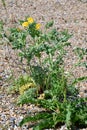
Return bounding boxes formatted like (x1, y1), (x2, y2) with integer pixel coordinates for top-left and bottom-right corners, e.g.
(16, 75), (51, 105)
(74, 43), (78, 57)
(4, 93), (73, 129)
(38, 56), (42, 66)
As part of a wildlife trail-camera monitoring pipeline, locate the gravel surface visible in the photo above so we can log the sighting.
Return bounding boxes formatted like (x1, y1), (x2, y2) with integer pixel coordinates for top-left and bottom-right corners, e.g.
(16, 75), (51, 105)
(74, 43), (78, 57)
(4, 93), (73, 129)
(0, 0), (87, 129)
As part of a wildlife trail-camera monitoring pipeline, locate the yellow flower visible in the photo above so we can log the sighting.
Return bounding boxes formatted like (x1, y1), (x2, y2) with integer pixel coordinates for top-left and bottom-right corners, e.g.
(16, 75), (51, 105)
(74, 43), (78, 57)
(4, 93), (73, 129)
(35, 23), (41, 30)
(38, 93), (45, 99)
(27, 17), (34, 24)
(22, 22), (29, 27)
(19, 83), (36, 95)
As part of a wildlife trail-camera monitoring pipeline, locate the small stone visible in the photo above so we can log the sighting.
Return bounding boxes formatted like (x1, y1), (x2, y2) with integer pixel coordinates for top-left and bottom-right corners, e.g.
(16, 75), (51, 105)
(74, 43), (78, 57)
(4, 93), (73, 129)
(10, 117), (16, 122)
(79, 92), (84, 97)
(0, 107), (3, 112)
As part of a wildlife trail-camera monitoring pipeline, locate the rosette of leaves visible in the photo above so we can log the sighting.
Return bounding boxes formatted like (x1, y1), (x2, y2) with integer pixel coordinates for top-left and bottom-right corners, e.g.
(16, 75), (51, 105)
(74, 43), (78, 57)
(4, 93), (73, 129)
(19, 92), (87, 130)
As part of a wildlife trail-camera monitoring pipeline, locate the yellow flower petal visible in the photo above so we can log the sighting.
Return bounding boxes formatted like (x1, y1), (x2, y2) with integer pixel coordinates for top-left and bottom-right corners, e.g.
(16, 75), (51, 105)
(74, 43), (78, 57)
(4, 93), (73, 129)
(22, 22), (29, 27)
(19, 83), (36, 95)
(38, 93), (45, 99)
(35, 23), (41, 30)
(27, 17), (34, 24)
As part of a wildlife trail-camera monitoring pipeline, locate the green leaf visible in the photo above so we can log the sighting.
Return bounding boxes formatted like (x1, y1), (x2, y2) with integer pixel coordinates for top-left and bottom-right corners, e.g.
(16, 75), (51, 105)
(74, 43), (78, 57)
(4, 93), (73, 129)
(19, 112), (52, 127)
(72, 76), (87, 85)
(74, 47), (86, 60)
(66, 104), (71, 129)
(17, 88), (37, 105)
(33, 117), (54, 130)
(45, 21), (54, 29)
